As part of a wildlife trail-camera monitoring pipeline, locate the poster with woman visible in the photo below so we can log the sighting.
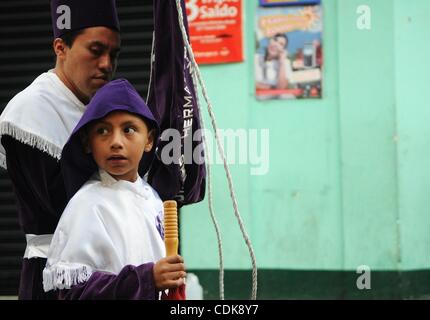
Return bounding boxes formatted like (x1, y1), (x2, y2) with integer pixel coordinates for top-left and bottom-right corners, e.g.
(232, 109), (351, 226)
(255, 5), (323, 100)
(259, 0), (320, 6)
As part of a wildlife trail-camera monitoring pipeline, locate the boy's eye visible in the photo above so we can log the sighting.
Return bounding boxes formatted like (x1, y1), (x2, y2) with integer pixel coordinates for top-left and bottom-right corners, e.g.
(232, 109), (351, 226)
(124, 127), (136, 134)
(96, 127), (108, 135)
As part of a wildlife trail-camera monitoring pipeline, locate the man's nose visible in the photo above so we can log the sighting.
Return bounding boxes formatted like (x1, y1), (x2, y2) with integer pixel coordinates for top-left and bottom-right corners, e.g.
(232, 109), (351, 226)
(99, 53), (113, 74)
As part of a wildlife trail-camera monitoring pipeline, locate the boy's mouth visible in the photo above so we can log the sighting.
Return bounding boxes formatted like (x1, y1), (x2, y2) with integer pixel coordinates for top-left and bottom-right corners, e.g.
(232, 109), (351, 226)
(107, 155), (127, 161)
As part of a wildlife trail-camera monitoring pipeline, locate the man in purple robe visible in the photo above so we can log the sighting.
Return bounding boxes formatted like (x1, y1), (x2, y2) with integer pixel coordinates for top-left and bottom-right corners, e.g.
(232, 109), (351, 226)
(0, 0), (121, 299)
(0, 0), (205, 300)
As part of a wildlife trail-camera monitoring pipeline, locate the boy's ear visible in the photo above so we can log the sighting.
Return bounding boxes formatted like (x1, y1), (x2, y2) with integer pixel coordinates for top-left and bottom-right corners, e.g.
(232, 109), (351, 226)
(144, 129), (155, 152)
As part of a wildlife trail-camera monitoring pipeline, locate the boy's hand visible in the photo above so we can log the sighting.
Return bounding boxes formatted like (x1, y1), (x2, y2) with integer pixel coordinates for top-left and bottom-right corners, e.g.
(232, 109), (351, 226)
(153, 255), (186, 290)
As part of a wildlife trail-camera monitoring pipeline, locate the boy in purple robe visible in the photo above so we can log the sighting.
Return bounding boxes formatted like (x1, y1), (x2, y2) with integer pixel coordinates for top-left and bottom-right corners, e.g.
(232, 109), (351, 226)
(43, 78), (186, 299)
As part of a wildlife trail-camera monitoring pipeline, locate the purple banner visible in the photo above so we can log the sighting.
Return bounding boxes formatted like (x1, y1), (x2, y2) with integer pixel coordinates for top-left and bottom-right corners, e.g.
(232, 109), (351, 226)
(147, 0), (206, 207)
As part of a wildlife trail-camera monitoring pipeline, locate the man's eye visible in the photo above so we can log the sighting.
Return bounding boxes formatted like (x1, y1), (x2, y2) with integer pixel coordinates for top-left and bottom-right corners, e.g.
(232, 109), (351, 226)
(90, 48), (102, 56)
(124, 127), (136, 134)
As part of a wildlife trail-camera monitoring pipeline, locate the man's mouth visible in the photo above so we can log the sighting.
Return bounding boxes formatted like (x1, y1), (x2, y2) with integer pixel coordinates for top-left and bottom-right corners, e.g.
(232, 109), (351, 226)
(94, 75), (109, 83)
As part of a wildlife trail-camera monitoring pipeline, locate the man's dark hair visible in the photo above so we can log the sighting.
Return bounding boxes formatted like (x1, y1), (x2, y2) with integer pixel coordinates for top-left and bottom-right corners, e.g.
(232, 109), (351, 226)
(59, 27), (120, 48)
(60, 29), (85, 48)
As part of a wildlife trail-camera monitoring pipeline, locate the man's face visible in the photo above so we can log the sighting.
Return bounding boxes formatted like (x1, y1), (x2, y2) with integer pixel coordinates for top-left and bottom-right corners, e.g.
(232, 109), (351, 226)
(61, 26), (121, 103)
(88, 111), (154, 182)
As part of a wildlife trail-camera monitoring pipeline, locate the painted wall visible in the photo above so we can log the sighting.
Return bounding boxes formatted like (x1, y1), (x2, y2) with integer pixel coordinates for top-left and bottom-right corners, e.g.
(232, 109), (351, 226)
(181, 0), (430, 273)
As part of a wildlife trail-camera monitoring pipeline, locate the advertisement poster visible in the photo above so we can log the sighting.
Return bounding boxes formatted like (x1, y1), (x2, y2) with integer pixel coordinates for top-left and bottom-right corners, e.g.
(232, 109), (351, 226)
(185, 0), (243, 64)
(255, 5), (323, 100)
(259, 0), (321, 6)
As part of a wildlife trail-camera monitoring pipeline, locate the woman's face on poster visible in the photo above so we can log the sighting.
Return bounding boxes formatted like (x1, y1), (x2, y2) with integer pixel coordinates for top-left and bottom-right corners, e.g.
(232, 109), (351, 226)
(267, 36), (287, 59)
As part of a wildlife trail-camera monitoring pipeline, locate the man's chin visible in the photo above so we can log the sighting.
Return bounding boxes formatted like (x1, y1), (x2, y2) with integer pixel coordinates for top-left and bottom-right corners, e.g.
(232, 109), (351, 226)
(95, 79), (109, 86)
(89, 82), (108, 97)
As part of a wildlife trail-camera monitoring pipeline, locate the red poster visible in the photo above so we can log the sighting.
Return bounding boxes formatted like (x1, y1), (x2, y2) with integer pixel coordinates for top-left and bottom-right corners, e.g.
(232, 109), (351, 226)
(185, 0), (243, 64)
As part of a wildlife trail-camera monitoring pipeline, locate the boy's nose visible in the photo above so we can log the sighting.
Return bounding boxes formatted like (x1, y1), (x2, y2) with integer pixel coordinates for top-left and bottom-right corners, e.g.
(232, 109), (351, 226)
(111, 142), (123, 149)
(110, 131), (124, 149)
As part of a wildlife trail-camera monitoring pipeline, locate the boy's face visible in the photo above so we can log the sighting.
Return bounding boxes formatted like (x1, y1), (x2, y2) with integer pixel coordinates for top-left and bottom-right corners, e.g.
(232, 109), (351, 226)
(87, 111), (154, 182)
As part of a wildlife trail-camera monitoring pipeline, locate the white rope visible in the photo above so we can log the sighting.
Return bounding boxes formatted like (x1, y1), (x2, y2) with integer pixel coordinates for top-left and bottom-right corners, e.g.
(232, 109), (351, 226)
(146, 31), (155, 103)
(175, 0), (258, 300)
(192, 70), (225, 300)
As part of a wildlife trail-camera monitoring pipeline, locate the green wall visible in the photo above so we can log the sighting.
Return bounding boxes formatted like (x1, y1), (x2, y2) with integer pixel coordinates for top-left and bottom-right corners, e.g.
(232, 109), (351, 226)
(181, 0), (430, 278)
(394, 0), (430, 270)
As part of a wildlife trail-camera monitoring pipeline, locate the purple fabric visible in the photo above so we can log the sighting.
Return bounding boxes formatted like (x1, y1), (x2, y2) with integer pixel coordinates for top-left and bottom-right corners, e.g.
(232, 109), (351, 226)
(58, 263), (158, 300)
(61, 78), (160, 199)
(2, 136), (67, 234)
(147, 0), (206, 207)
(18, 258), (58, 300)
(50, 0), (120, 38)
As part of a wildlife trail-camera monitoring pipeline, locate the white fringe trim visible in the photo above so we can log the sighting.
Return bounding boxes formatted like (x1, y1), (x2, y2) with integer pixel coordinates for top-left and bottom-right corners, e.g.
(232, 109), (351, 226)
(0, 154), (6, 170)
(43, 263), (93, 292)
(0, 121), (62, 169)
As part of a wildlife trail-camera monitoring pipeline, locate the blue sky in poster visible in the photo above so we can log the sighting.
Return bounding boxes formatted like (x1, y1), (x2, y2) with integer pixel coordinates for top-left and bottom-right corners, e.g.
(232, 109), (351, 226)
(257, 30), (322, 56)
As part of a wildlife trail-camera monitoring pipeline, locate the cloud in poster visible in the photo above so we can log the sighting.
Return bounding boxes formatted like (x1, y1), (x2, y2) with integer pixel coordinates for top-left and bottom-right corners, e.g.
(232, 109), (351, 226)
(256, 5), (322, 39)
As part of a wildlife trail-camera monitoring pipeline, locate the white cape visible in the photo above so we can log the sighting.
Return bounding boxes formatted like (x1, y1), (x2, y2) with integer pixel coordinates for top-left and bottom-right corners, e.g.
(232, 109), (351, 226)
(43, 170), (166, 292)
(0, 70), (85, 168)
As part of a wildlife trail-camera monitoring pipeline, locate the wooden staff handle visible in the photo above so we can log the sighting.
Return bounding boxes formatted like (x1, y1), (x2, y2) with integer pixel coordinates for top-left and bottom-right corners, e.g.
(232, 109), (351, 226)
(163, 200), (178, 256)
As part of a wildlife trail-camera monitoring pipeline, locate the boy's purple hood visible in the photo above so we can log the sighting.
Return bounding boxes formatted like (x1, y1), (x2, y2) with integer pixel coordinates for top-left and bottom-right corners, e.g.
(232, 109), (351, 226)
(61, 78), (159, 199)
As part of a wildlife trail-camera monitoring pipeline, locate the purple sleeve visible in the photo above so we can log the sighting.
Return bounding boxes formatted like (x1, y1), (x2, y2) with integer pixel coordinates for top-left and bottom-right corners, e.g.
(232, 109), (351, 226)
(1, 135), (67, 234)
(58, 263), (159, 300)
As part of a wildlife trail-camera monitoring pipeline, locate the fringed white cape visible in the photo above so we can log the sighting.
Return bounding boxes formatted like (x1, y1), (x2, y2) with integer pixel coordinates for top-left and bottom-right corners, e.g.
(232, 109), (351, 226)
(0, 70), (85, 168)
(43, 170), (166, 292)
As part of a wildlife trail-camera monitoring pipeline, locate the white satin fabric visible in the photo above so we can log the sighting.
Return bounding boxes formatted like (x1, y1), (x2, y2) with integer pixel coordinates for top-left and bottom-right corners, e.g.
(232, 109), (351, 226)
(24, 234), (53, 259)
(0, 70), (85, 168)
(43, 169), (165, 292)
